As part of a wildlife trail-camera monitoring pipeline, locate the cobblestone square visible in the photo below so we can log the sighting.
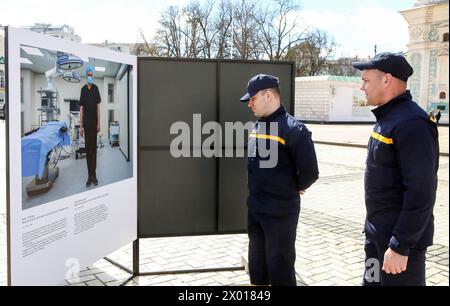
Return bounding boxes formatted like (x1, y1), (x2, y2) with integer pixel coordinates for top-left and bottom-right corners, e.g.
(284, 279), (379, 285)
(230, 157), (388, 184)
(0, 121), (448, 286)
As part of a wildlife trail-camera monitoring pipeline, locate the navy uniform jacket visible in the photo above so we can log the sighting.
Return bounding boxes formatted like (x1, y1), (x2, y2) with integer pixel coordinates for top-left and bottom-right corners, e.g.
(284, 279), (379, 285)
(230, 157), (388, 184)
(365, 91), (439, 256)
(247, 105), (319, 215)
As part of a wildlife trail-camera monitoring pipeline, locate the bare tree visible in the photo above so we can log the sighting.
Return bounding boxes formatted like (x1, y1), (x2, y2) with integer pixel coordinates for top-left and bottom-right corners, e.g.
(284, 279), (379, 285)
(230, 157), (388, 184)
(135, 28), (159, 56)
(150, 0), (338, 64)
(181, 3), (202, 58)
(256, 0), (306, 61)
(212, 0), (233, 59)
(194, 0), (217, 58)
(232, 0), (261, 59)
(284, 29), (337, 76)
(154, 1), (218, 59)
(326, 57), (360, 76)
(154, 6), (183, 57)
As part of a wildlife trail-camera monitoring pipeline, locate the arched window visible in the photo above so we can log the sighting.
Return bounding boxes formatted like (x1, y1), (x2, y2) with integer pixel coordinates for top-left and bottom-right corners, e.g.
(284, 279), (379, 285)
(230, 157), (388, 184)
(439, 92), (447, 100)
(444, 33), (449, 43)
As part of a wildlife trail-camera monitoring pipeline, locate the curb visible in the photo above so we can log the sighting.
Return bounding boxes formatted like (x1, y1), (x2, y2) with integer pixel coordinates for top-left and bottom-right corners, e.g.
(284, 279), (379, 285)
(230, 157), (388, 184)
(313, 141), (367, 149)
(313, 141), (449, 157)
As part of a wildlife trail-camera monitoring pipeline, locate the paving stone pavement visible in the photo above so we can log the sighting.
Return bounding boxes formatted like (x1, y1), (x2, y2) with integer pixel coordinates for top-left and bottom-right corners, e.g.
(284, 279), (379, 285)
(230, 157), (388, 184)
(0, 121), (448, 286)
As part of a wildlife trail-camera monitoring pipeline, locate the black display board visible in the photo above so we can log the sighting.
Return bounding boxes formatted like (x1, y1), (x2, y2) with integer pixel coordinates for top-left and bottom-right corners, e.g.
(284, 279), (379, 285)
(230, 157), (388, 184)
(138, 58), (295, 237)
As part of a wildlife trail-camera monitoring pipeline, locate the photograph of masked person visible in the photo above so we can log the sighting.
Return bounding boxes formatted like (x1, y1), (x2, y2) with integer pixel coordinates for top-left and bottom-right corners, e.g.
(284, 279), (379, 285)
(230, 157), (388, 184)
(79, 66), (101, 187)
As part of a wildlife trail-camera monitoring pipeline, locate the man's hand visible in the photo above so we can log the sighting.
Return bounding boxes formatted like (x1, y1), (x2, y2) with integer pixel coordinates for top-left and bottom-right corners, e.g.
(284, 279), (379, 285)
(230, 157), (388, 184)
(382, 248), (408, 274)
(299, 190), (306, 196)
(80, 126), (84, 137)
(97, 123), (100, 133)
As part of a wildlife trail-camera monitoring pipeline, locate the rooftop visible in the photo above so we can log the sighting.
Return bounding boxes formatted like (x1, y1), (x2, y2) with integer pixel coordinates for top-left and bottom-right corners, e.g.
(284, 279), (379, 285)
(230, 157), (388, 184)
(295, 75), (361, 83)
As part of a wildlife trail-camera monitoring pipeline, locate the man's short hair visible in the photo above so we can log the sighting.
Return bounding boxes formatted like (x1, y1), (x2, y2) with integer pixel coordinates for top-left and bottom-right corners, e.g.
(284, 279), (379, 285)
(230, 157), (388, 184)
(267, 87), (281, 98)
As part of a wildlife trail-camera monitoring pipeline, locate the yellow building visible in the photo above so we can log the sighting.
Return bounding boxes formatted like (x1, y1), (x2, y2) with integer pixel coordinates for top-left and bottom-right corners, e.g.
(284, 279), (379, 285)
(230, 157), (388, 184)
(401, 0), (449, 123)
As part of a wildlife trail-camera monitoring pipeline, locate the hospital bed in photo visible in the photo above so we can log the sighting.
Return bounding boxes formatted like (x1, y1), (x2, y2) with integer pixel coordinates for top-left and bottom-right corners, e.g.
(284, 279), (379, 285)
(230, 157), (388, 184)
(21, 121), (71, 196)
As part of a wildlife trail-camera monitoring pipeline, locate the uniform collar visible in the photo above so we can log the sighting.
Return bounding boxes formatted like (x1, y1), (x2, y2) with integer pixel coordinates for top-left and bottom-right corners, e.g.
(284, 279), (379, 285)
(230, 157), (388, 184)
(259, 104), (286, 122)
(371, 90), (412, 121)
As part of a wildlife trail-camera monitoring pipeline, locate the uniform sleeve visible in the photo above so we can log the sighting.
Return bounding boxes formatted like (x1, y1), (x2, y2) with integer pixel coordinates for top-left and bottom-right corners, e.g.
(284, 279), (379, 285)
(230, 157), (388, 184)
(96, 85), (102, 104)
(389, 119), (438, 256)
(79, 87), (84, 107)
(287, 124), (319, 191)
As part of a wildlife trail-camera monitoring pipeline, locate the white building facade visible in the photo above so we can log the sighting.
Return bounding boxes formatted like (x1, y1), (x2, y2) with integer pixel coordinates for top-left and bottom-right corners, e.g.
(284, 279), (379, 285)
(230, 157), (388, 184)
(401, 0), (449, 123)
(295, 76), (374, 122)
(21, 24), (81, 42)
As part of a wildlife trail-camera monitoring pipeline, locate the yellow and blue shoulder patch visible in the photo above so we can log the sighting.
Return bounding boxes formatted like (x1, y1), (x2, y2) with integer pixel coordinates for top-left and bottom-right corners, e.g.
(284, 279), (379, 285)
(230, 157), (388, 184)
(371, 131), (394, 145)
(249, 132), (286, 145)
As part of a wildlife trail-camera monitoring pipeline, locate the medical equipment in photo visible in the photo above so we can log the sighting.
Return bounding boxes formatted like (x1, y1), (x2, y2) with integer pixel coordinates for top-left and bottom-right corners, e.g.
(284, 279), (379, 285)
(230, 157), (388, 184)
(109, 121), (119, 147)
(65, 98), (87, 159)
(56, 54), (84, 70)
(37, 88), (60, 126)
(62, 71), (81, 83)
(36, 53), (83, 127)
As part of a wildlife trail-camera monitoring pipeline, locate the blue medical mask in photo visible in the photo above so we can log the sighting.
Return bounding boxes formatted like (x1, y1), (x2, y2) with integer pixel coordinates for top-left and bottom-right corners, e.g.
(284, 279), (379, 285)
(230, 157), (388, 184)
(87, 76), (93, 84)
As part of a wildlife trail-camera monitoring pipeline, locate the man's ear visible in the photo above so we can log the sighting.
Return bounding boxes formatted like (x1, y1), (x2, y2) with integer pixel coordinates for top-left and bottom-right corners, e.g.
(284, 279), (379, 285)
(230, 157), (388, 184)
(384, 73), (392, 87)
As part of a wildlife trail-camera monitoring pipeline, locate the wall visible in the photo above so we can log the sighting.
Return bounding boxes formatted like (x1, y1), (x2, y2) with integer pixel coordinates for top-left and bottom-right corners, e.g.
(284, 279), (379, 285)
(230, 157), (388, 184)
(295, 79), (330, 121)
(115, 67), (129, 160)
(295, 77), (374, 122)
(101, 76), (116, 146)
(20, 69), (35, 134)
(328, 81), (375, 122)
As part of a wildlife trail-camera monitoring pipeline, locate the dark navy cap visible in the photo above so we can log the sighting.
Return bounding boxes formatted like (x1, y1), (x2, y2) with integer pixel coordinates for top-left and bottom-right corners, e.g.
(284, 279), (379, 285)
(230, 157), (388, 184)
(240, 74), (280, 102)
(352, 52), (413, 82)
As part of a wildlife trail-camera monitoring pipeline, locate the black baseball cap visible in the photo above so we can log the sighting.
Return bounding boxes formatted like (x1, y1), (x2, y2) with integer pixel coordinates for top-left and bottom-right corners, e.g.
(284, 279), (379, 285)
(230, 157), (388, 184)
(352, 52), (413, 82)
(240, 74), (280, 102)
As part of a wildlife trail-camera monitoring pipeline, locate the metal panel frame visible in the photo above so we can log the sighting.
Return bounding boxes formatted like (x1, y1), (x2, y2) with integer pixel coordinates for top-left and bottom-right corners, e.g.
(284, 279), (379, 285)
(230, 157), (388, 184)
(137, 57), (294, 238)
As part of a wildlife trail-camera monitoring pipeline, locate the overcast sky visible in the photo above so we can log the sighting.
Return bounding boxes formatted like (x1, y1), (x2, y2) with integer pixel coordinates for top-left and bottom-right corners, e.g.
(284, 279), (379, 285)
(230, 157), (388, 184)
(1, 0), (416, 58)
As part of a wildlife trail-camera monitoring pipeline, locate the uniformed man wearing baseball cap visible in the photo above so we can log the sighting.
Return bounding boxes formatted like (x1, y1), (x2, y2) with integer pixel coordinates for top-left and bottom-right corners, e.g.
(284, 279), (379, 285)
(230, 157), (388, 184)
(241, 74), (319, 286)
(352, 52), (439, 286)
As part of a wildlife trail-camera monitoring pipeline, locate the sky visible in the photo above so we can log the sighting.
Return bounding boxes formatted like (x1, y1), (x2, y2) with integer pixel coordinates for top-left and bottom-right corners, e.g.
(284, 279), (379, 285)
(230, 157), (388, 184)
(1, 0), (416, 58)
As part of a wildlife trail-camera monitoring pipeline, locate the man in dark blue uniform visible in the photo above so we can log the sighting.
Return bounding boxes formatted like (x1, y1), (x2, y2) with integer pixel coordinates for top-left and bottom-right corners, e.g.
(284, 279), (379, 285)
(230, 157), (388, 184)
(240, 74), (319, 286)
(352, 53), (439, 286)
(80, 66), (101, 187)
